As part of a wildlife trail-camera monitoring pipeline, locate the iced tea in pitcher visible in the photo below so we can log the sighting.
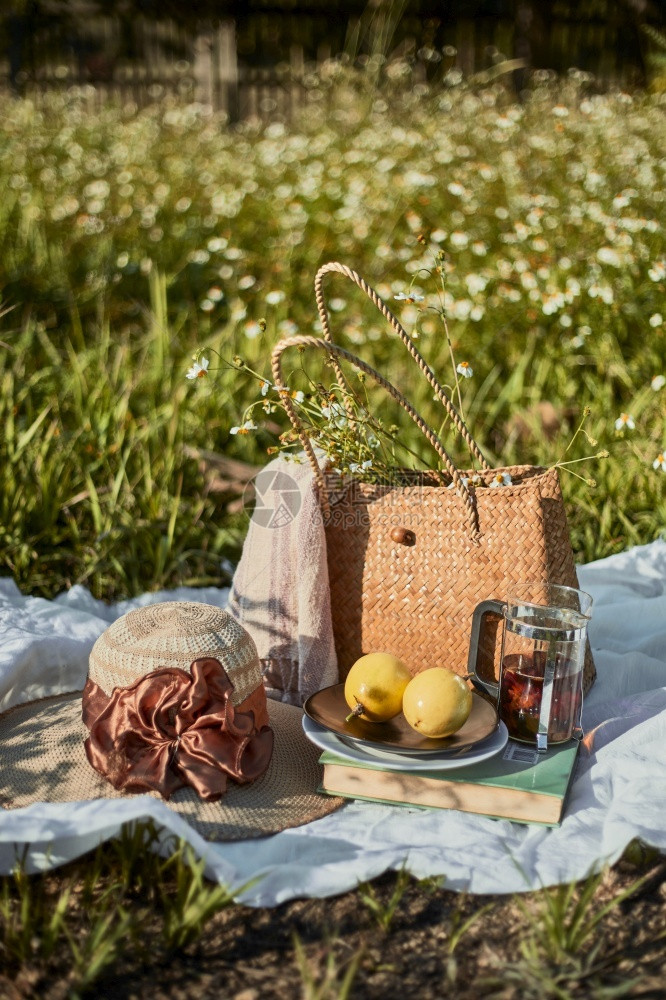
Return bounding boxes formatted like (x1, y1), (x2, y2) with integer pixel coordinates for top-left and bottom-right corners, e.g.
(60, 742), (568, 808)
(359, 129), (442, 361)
(468, 584), (592, 750)
(499, 651), (583, 744)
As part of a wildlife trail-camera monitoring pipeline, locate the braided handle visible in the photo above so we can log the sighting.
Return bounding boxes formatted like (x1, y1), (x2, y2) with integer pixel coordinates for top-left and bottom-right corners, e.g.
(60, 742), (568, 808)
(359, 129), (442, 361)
(271, 335), (481, 541)
(315, 261), (489, 471)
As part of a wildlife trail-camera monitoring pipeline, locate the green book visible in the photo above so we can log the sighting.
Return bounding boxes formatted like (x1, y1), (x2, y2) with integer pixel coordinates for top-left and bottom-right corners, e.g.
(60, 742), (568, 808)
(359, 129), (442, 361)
(318, 740), (581, 827)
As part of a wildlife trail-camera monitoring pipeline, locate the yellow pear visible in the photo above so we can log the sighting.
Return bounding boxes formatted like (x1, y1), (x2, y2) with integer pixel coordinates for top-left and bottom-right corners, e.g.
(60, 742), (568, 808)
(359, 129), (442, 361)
(402, 667), (473, 738)
(344, 652), (411, 723)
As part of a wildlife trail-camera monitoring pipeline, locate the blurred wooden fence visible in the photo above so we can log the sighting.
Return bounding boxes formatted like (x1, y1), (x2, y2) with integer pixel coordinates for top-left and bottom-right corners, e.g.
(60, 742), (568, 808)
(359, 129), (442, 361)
(0, 6), (656, 119)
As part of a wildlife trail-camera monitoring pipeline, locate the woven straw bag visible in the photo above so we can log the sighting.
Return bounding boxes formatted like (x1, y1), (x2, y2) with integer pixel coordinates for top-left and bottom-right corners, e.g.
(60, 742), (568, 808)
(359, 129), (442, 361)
(271, 262), (596, 694)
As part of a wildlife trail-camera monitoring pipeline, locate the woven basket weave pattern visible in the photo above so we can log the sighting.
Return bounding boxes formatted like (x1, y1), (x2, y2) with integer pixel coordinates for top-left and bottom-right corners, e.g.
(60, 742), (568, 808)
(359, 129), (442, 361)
(325, 464), (596, 693)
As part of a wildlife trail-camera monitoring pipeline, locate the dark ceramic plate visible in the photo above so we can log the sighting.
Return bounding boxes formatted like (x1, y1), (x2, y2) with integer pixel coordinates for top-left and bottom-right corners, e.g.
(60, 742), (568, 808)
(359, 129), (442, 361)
(303, 683), (499, 756)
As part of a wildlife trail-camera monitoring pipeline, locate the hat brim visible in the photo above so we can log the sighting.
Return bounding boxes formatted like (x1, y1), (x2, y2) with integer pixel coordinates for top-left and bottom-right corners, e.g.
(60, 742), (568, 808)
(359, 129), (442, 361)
(0, 692), (344, 841)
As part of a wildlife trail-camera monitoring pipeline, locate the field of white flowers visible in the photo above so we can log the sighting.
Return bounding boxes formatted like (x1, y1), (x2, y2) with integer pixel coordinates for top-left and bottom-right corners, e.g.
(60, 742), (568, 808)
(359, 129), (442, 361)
(0, 65), (665, 598)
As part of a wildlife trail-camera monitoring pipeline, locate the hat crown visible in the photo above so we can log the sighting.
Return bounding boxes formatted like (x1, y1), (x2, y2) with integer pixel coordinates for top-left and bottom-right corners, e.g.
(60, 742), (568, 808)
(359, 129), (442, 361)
(125, 602), (237, 641)
(89, 601), (263, 705)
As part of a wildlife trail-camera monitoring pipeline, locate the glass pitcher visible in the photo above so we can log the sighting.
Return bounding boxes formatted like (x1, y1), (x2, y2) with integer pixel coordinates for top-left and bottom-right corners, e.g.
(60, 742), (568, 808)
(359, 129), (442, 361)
(467, 583), (592, 751)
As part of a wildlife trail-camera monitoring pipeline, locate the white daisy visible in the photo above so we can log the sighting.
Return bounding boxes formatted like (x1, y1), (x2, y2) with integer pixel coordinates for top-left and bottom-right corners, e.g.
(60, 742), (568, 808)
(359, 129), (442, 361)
(230, 420), (258, 435)
(447, 474), (482, 490)
(614, 413), (635, 431)
(186, 357), (210, 380)
(489, 472), (513, 488)
(321, 402), (348, 428)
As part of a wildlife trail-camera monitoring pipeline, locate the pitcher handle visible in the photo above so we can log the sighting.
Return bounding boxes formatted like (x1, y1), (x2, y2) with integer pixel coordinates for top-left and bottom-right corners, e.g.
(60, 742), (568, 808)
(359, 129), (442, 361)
(467, 599), (505, 702)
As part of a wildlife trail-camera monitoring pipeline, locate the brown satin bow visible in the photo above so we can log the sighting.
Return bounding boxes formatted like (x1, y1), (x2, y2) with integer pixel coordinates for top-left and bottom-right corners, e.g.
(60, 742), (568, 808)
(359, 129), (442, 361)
(83, 657), (273, 802)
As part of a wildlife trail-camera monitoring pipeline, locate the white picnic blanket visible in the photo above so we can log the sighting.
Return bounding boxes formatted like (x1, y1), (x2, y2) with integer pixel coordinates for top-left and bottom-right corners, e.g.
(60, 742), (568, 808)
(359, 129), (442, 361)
(0, 540), (665, 905)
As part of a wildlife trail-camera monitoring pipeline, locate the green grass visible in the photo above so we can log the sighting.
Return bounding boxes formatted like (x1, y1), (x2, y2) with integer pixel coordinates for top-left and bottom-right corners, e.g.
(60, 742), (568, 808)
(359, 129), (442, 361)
(0, 69), (665, 597)
(0, 821), (238, 997)
(0, 59), (665, 996)
(0, 824), (662, 998)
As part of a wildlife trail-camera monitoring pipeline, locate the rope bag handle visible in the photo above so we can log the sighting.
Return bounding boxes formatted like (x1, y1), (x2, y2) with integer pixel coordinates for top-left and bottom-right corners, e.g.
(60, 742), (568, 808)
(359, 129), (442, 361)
(270, 334), (482, 541)
(315, 261), (489, 470)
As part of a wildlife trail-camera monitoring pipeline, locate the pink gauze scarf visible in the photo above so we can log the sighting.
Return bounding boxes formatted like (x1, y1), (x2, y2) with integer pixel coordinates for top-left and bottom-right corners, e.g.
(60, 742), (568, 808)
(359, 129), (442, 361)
(228, 456), (338, 705)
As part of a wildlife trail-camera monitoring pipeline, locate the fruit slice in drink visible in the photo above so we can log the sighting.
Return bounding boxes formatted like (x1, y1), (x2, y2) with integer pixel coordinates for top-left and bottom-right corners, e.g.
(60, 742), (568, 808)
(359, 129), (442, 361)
(499, 652), (582, 743)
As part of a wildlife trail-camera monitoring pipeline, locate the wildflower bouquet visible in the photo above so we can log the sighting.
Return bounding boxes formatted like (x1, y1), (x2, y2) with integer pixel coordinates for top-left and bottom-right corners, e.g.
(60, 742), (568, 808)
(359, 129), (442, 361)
(189, 247), (602, 495)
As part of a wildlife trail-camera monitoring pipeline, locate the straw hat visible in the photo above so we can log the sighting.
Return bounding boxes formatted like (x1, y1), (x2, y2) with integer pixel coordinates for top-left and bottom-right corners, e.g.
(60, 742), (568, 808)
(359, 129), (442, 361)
(0, 602), (343, 841)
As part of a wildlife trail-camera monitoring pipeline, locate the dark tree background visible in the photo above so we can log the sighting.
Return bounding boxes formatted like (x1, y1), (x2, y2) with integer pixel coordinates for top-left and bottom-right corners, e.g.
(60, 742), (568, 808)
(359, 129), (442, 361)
(3, 0), (665, 94)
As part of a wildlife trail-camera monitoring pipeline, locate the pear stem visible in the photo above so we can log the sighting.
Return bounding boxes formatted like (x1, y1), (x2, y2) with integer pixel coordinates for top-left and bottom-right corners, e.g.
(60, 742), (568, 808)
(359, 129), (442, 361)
(345, 698), (365, 723)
